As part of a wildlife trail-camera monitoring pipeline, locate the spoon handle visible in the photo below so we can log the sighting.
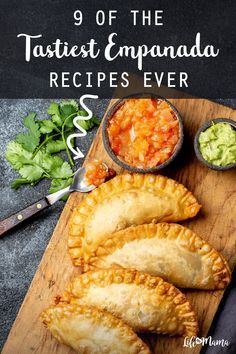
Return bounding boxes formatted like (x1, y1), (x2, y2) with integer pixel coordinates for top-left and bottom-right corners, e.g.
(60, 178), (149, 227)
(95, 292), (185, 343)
(0, 198), (50, 238)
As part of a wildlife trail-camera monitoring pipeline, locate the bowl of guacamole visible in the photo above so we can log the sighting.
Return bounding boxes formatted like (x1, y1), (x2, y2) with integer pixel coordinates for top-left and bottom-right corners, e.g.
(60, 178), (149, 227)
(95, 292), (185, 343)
(194, 118), (236, 170)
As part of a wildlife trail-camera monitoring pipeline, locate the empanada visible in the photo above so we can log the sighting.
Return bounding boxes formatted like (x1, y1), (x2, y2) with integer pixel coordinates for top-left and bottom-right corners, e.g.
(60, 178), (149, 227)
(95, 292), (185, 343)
(69, 174), (200, 266)
(59, 269), (198, 337)
(83, 223), (231, 290)
(40, 304), (150, 354)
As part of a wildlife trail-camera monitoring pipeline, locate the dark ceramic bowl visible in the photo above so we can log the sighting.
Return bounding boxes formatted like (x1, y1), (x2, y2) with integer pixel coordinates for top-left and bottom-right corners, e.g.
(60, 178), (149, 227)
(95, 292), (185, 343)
(194, 118), (236, 171)
(102, 93), (184, 173)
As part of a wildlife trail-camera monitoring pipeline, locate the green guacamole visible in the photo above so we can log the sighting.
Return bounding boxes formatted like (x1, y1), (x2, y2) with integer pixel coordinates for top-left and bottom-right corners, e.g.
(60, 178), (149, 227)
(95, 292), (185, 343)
(199, 122), (236, 166)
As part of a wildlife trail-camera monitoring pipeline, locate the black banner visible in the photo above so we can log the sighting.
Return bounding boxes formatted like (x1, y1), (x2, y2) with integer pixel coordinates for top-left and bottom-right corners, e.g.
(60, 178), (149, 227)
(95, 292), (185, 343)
(0, 0), (235, 98)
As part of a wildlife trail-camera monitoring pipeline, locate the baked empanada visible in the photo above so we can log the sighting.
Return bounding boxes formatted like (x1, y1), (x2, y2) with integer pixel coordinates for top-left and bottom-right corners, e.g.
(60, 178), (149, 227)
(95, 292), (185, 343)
(83, 223), (231, 290)
(59, 269), (198, 337)
(69, 174), (200, 266)
(40, 304), (150, 354)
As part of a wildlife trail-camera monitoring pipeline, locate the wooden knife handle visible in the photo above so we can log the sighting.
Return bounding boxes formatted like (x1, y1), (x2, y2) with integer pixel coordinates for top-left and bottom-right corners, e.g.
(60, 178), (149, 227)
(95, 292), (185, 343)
(0, 197), (50, 238)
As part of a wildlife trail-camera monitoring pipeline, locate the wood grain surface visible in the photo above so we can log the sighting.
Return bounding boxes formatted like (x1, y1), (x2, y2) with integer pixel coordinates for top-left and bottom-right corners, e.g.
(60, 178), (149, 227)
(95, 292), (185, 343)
(2, 97), (236, 354)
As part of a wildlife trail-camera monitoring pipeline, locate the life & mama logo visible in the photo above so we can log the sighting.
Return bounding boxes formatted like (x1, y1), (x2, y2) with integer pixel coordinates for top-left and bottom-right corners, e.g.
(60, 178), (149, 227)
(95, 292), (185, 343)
(183, 336), (229, 348)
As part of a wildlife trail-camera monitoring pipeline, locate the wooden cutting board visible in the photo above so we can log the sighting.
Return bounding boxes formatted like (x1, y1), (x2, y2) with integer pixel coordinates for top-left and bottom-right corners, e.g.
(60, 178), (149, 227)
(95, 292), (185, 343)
(2, 96), (236, 354)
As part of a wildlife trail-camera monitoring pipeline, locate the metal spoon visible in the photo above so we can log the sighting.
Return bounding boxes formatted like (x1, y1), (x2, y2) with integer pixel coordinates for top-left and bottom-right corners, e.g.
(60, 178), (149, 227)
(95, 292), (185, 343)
(0, 166), (97, 237)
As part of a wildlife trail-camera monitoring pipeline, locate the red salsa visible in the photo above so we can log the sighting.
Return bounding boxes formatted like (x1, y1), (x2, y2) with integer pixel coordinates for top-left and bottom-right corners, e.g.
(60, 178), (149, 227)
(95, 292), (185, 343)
(107, 98), (180, 169)
(85, 160), (116, 187)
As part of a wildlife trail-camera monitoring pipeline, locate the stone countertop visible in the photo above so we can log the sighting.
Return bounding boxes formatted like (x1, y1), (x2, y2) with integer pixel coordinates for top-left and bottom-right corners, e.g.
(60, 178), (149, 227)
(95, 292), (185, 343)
(0, 98), (235, 353)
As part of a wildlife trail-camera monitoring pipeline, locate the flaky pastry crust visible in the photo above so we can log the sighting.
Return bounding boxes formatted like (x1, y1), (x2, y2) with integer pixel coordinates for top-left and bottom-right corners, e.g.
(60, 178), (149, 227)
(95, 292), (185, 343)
(40, 304), (150, 354)
(59, 268), (198, 337)
(68, 174), (201, 266)
(83, 223), (231, 290)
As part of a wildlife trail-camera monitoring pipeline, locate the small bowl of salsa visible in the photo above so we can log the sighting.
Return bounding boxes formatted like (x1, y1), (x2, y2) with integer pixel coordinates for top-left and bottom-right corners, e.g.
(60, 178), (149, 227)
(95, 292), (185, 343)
(194, 118), (236, 170)
(102, 94), (183, 173)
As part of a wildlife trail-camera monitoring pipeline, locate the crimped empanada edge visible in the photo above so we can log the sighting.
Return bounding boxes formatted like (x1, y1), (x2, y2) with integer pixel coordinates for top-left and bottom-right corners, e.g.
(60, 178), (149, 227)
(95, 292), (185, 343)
(58, 268), (199, 337)
(40, 303), (151, 354)
(84, 223), (231, 289)
(68, 174), (201, 266)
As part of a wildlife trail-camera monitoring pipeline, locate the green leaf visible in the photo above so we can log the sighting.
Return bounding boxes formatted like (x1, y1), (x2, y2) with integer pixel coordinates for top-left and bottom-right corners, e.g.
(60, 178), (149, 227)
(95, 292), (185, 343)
(49, 177), (73, 201)
(50, 161), (73, 179)
(49, 177), (72, 193)
(76, 120), (91, 130)
(45, 138), (66, 154)
(76, 115), (100, 131)
(16, 112), (41, 152)
(52, 114), (62, 127)
(40, 154), (72, 179)
(39, 120), (58, 134)
(47, 103), (63, 127)
(60, 101), (78, 128)
(18, 165), (44, 182)
(60, 100), (79, 112)
(47, 102), (60, 116)
(78, 110), (88, 117)
(91, 116), (100, 126)
(11, 178), (30, 189)
(6, 141), (32, 170)
(41, 154), (63, 173)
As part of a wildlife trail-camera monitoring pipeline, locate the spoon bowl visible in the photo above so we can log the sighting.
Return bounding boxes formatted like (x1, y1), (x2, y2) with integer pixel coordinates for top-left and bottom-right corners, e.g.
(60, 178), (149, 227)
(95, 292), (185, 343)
(71, 167), (96, 193)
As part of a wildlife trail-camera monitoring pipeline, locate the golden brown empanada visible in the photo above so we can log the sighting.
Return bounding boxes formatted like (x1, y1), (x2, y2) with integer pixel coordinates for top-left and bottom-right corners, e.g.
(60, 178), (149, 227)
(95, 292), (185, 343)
(83, 223), (231, 290)
(59, 269), (198, 337)
(40, 304), (150, 354)
(69, 174), (201, 266)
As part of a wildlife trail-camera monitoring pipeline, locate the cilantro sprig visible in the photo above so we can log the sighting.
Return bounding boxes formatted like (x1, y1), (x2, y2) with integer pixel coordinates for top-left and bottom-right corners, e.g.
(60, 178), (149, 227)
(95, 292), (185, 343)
(6, 100), (99, 198)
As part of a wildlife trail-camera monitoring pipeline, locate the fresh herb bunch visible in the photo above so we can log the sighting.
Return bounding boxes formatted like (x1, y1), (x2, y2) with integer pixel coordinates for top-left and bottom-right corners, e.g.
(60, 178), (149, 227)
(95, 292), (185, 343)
(6, 100), (99, 198)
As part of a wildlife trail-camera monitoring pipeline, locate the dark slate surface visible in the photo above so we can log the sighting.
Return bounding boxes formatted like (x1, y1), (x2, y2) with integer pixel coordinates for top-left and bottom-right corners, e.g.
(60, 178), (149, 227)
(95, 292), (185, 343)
(0, 98), (235, 352)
